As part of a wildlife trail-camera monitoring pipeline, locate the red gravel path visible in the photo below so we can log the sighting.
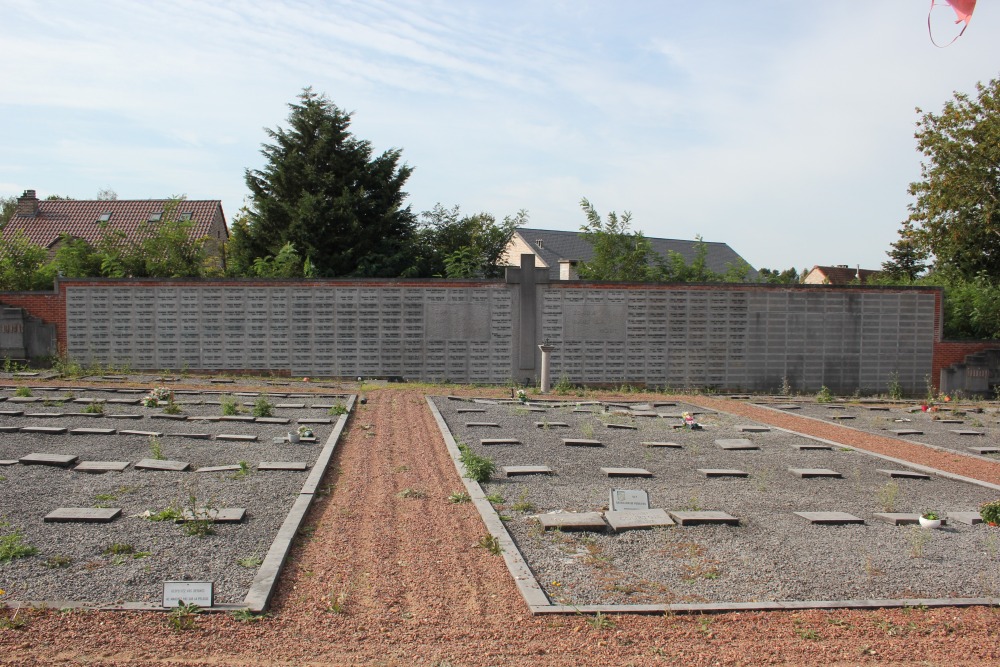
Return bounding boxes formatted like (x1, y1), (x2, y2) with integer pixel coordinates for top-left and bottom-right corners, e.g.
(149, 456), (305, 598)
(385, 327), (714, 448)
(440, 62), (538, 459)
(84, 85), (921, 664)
(1, 385), (999, 666)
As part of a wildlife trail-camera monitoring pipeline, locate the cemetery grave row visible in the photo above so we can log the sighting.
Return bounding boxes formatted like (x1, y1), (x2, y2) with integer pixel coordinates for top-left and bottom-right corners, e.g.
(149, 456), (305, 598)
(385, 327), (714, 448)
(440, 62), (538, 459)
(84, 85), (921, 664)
(432, 396), (1000, 608)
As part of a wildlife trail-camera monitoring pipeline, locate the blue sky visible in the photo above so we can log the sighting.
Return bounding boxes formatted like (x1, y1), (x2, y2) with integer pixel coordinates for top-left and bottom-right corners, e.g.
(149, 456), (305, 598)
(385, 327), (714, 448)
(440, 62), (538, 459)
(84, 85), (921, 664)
(1, 0), (997, 273)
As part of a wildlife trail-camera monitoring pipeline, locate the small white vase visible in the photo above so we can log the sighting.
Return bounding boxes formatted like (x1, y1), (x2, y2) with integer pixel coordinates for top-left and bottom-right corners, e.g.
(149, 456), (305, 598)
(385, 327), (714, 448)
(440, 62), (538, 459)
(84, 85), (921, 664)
(288, 432), (300, 443)
(918, 516), (941, 529)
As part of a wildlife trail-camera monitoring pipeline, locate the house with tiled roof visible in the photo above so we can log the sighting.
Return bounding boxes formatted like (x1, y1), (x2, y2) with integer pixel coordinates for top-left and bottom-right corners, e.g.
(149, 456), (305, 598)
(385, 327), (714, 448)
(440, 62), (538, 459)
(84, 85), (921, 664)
(802, 265), (880, 285)
(2, 189), (228, 269)
(503, 227), (757, 281)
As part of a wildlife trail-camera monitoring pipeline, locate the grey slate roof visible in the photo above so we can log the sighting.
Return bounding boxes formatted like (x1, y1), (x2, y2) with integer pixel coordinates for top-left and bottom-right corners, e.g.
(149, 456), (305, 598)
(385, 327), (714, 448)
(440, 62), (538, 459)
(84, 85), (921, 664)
(514, 228), (757, 281)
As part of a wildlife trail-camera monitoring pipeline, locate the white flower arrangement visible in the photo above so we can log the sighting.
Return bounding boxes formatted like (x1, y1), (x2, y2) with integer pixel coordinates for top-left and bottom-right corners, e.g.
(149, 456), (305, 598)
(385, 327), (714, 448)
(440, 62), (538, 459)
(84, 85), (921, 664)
(141, 386), (173, 408)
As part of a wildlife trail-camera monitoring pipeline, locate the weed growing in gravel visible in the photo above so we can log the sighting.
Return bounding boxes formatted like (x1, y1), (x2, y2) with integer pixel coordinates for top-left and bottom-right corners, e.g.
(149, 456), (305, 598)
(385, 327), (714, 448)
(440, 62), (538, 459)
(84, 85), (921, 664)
(907, 526), (932, 558)
(328, 402), (348, 416)
(887, 371), (903, 400)
(83, 401), (105, 414)
(485, 493), (504, 504)
(580, 422), (595, 439)
(181, 492), (216, 538)
(167, 601), (201, 632)
(231, 609), (268, 623)
(44, 555), (72, 569)
(876, 481), (901, 512)
(252, 395), (275, 418)
(697, 616), (714, 638)
(13, 386), (31, 398)
(230, 461), (252, 480)
(447, 491), (471, 504)
(238, 556), (263, 568)
(102, 543), (135, 556)
(162, 401), (182, 415)
(220, 396), (241, 416)
(553, 375), (574, 395)
(146, 505), (182, 522)
(476, 534), (502, 555)
(585, 611), (615, 630)
(511, 491), (535, 513)
(457, 444), (495, 483)
(0, 608), (28, 630)
(0, 528), (38, 562)
(149, 437), (165, 461)
(815, 385), (833, 403)
(795, 626), (821, 641)
(398, 488), (427, 499)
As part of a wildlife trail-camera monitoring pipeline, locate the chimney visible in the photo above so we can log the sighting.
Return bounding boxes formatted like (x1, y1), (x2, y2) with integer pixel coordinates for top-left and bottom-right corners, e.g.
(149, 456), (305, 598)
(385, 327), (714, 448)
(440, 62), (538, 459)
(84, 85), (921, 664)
(16, 189), (39, 217)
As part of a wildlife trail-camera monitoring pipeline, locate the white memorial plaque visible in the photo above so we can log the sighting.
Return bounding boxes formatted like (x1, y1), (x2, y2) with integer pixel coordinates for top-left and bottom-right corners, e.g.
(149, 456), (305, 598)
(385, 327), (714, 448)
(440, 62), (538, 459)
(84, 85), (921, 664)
(163, 581), (214, 608)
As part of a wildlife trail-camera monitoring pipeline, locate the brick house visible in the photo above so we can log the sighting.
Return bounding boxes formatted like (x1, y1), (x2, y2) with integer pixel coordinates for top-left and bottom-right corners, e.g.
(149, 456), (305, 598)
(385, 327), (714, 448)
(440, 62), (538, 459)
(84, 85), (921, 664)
(802, 265), (881, 285)
(2, 189), (229, 270)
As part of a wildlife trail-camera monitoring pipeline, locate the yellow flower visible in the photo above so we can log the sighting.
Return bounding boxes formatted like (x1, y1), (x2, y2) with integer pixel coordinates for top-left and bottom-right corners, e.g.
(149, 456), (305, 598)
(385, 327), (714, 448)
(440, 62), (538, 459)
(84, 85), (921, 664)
(0, 589), (5, 596)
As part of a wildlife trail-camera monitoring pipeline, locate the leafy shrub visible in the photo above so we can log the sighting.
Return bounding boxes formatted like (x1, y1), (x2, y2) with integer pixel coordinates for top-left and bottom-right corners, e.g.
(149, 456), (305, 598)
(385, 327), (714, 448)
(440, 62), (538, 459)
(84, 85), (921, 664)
(0, 530), (38, 562)
(13, 386), (32, 398)
(252, 395), (274, 418)
(457, 444), (495, 483)
(220, 396), (241, 416)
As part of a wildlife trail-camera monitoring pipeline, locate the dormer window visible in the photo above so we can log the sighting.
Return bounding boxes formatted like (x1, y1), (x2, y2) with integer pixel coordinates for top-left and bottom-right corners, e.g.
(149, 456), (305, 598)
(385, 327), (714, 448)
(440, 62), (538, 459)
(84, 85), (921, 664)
(535, 239), (544, 249)
(179, 212), (193, 221)
(97, 212), (112, 222)
(148, 212), (163, 222)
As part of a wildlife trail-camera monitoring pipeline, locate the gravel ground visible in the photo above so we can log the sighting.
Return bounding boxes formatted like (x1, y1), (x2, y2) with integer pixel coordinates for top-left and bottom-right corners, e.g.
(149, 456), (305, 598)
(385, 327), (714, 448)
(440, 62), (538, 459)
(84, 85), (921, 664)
(432, 397), (1000, 607)
(0, 385), (348, 605)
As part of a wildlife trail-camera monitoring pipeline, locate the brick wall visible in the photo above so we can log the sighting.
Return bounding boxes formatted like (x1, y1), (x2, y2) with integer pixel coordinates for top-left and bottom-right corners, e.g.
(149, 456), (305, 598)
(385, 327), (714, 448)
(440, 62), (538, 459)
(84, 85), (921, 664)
(931, 340), (1000, 390)
(0, 288), (66, 353)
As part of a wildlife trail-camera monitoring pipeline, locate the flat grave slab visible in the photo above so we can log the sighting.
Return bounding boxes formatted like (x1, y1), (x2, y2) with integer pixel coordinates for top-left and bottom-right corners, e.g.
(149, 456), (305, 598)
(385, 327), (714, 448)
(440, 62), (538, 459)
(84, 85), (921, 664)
(275, 403), (306, 409)
(968, 446), (1000, 455)
(535, 421), (570, 428)
(188, 416), (222, 422)
(829, 415), (856, 420)
(108, 414), (142, 420)
(874, 513), (947, 526)
(20, 426), (68, 435)
(134, 459), (190, 472)
(715, 439), (758, 450)
(119, 430), (163, 437)
(0, 426), (20, 433)
(891, 429), (924, 436)
(698, 469), (749, 478)
(0, 460), (17, 466)
(298, 418), (332, 424)
(466, 422), (500, 428)
(669, 511), (740, 526)
(794, 511), (864, 525)
(73, 461), (130, 473)
(824, 405), (846, 410)
(456, 408), (487, 414)
(167, 433), (212, 440)
(255, 417), (291, 425)
(19, 453), (78, 467)
(69, 428), (116, 436)
(877, 469), (932, 480)
(0, 410), (24, 416)
(481, 438), (521, 446)
(792, 443), (833, 451)
(629, 411), (659, 418)
(503, 465), (552, 476)
(773, 404), (801, 410)
(642, 441), (682, 448)
(739, 426), (771, 432)
(950, 430), (984, 436)
(44, 507), (121, 523)
(601, 467), (653, 478)
(609, 489), (650, 511)
(65, 412), (105, 418)
(7, 397), (41, 403)
(936, 419), (964, 424)
(25, 412), (66, 418)
(605, 508), (675, 532)
(866, 406), (891, 411)
(105, 398), (140, 405)
(150, 414), (188, 421)
(563, 438), (603, 447)
(606, 423), (638, 430)
(949, 511), (984, 525)
(196, 465), (242, 473)
(789, 468), (843, 479)
(258, 461), (309, 471)
(216, 434), (258, 442)
(536, 512), (607, 531)
(573, 408), (599, 413)
(220, 415), (255, 422)
(210, 378), (234, 383)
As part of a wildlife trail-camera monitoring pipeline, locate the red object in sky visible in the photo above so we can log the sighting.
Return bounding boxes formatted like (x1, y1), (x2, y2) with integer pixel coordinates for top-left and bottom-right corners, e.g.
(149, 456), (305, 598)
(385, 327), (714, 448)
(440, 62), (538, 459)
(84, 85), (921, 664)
(929, 0), (977, 46)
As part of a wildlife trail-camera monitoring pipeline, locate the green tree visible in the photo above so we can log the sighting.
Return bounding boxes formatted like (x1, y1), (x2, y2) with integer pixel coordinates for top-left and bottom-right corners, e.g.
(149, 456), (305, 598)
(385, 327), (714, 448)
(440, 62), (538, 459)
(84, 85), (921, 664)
(0, 195), (16, 229)
(0, 231), (55, 290)
(881, 222), (929, 280)
(576, 198), (659, 281)
(250, 242), (315, 278)
(50, 235), (104, 278)
(414, 204), (526, 278)
(757, 267), (801, 284)
(905, 76), (1000, 280)
(243, 88), (417, 277)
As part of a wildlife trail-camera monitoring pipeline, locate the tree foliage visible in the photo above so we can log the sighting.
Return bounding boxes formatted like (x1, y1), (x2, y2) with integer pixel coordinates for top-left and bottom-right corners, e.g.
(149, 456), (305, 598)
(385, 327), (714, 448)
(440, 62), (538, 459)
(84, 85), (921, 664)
(904, 76), (1000, 280)
(413, 204), (526, 278)
(0, 196), (16, 229)
(0, 231), (55, 290)
(756, 267), (801, 284)
(242, 88), (417, 277)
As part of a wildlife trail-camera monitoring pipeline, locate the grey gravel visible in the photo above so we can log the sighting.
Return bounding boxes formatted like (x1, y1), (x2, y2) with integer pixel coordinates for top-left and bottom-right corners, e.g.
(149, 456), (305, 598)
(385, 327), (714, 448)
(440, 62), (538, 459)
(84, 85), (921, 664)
(433, 397), (1000, 607)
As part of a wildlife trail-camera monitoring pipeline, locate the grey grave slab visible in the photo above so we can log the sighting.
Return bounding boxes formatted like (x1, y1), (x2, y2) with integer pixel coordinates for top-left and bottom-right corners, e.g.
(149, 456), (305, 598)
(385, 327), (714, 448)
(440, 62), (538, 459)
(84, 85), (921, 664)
(456, 408), (487, 414)
(669, 511), (740, 526)
(25, 412), (66, 418)
(698, 469), (749, 478)
(891, 429), (924, 436)
(605, 508), (675, 532)
(72, 398), (98, 403)
(150, 414), (188, 421)
(729, 395), (750, 400)
(877, 469), (932, 480)
(119, 430), (163, 437)
(13, 372), (39, 377)
(219, 415), (256, 422)
(466, 422), (501, 428)
(234, 392), (259, 397)
(255, 417), (291, 424)
(829, 415), (856, 420)
(0, 460), (17, 466)
(773, 404), (801, 410)
(196, 465), (242, 473)
(0, 426), (20, 433)
(216, 434), (258, 442)
(950, 430), (984, 436)
(824, 406), (845, 410)
(134, 459), (190, 472)
(298, 418), (332, 424)
(108, 414), (143, 420)
(210, 379), (235, 383)
(171, 400), (202, 406)
(629, 411), (659, 418)
(642, 441), (682, 448)
(609, 489), (650, 512)
(739, 426), (771, 432)
(0, 410), (24, 416)
(258, 461), (309, 471)
(563, 438), (603, 447)
(480, 438), (521, 446)
(573, 408), (599, 413)
(276, 403), (306, 409)
(866, 406), (891, 411)
(789, 468), (843, 479)
(874, 513), (947, 526)
(792, 443), (833, 451)
(20, 426), (68, 434)
(606, 423), (638, 430)
(503, 465), (552, 476)
(535, 421), (570, 428)
(19, 453), (78, 467)
(601, 467), (653, 478)
(715, 439), (758, 450)
(526, 408), (547, 413)
(168, 433), (212, 440)
(65, 412), (105, 418)
(794, 511), (864, 525)
(7, 397), (41, 403)
(74, 461), (130, 473)
(472, 399), (498, 405)
(189, 416), (222, 422)
(70, 428), (116, 436)
(949, 512), (984, 525)
(937, 419), (964, 424)
(44, 507), (121, 523)
(968, 446), (1000, 455)
(536, 512), (607, 531)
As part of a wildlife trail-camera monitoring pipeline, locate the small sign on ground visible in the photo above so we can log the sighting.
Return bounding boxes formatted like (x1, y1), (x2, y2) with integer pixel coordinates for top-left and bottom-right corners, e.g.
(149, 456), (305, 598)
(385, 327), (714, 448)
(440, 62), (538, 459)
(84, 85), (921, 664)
(163, 581), (214, 608)
(609, 489), (650, 511)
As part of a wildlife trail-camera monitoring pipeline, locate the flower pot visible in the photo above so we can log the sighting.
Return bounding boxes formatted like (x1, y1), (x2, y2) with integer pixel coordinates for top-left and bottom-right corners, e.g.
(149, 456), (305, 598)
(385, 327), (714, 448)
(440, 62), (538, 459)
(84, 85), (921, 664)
(288, 432), (300, 444)
(918, 516), (941, 529)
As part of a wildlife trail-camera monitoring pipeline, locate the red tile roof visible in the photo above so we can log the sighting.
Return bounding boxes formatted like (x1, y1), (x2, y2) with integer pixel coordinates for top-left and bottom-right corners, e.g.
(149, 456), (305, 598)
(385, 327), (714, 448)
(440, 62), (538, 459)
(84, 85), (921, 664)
(2, 199), (226, 248)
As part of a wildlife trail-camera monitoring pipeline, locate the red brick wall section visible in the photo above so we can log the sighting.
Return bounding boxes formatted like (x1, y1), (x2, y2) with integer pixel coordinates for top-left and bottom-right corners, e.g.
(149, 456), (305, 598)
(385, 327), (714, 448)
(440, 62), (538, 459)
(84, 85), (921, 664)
(932, 340), (1000, 391)
(0, 289), (67, 353)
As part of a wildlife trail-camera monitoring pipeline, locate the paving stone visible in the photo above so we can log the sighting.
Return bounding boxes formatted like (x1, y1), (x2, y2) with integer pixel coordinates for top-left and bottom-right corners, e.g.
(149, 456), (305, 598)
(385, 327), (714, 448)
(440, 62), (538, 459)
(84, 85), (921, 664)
(536, 512), (607, 531)
(119, 430), (163, 437)
(69, 427), (117, 436)
(480, 438), (521, 446)
(0, 460), (17, 465)
(792, 443), (833, 451)
(794, 511), (864, 525)
(134, 459), (190, 472)
(19, 453), (78, 467)
(150, 414), (188, 421)
(876, 469), (932, 480)
(715, 439), (758, 450)
(698, 469), (749, 478)
(216, 434), (258, 442)
(773, 404), (801, 410)
(178, 506), (246, 522)
(456, 408), (487, 414)
(968, 446), (1000, 455)
(829, 415), (856, 420)
(629, 411), (659, 417)
(297, 418), (332, 424)
(563, 438), (603, 447)
(824, 406), (846, 410)
(19, 426), (68, 435)
(466, 422), (501, 428)
(7, 397), (41, 403)
(606, 423), (638, 430)
(65, 412), (105, 418)
(950, 430), (984, 436)
(866, 406), (891, 411)
(669, 511), (740, 526)
(605, 508), (675, 532)
(108, 414), (143, 420)
(0, 409), (24, 416)
(255, 417), (291, 424)
(74, 461), (130, 473)
(936, 419), (964, 424)
(0, 426), (20, 433)
(44, 507), (121, 523)
(642, 441), (682, 448)
(739, 426), (771, 432)
(167, 433), (212, 440)
(874, 513), (947, 526)
(258, 461), (309, 471)
(219, 415), (256, 422)
(609, 489), (650, 511)
(535, 421), (570, 428)
(210, 379), (235, 383)
(949, 511), (984, 525)
(503, 465), (553, 476)
(601, 467), (653, 478)
(189, 416), (222, 422)
(196, 465), (242, 473)
(891, 429), (924, 436)
(25, 412), (66, 418)
(275, 403), (306, 409)
(789, 468), (843, 479)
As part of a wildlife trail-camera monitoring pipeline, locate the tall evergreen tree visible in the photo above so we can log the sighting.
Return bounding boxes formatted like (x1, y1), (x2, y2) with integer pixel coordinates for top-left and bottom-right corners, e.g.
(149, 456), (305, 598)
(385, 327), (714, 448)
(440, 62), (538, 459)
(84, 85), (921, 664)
(243, 88), (417, 277)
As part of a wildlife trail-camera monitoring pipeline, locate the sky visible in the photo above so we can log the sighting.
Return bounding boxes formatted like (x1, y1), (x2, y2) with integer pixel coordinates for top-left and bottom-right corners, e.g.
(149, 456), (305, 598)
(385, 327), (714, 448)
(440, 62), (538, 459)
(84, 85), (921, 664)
(1, 0), (997, 273)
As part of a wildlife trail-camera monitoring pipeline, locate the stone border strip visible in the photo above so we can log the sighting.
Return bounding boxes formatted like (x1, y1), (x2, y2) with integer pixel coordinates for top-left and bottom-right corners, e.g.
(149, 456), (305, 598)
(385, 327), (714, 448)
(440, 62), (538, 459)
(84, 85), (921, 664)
(426, 397), (550, 608)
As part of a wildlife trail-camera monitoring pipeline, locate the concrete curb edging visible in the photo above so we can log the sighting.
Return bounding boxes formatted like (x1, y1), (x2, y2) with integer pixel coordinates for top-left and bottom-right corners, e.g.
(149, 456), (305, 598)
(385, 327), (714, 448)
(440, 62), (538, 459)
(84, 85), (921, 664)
(426, 396), (550, 608)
